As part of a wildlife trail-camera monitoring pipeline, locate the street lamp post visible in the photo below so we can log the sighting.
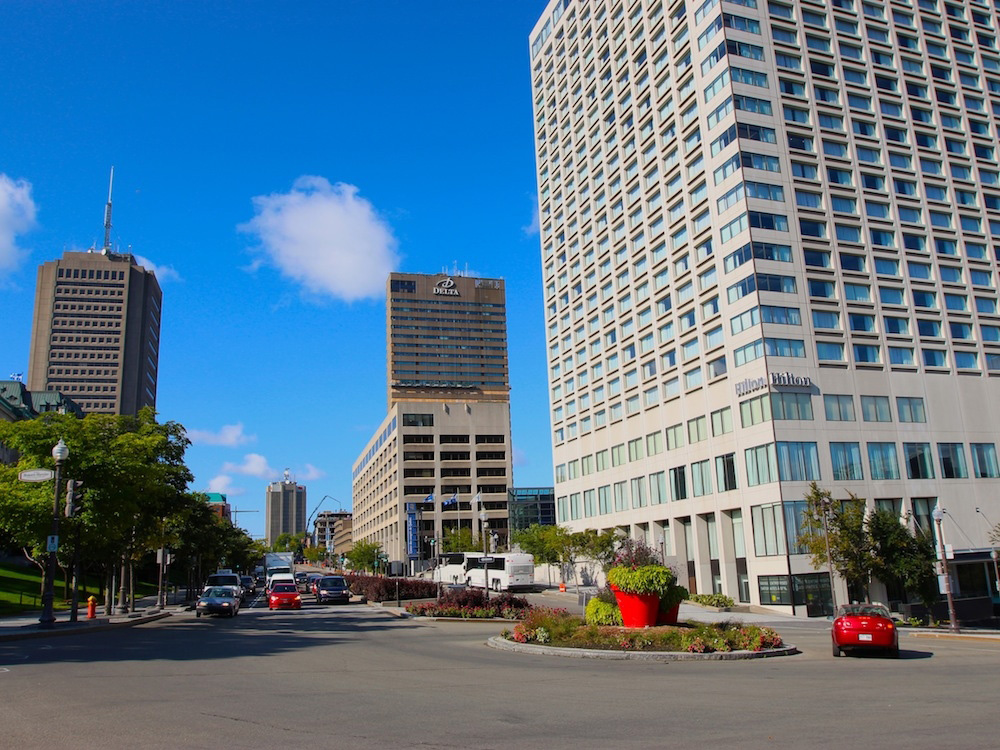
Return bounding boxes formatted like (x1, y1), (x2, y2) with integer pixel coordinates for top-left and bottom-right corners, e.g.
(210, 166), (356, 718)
(931, 506), (960, 633)
(39, 438), (69, 629)
(991, 549), (999, 598)
(480, 510), (489, 603)
(820, 495), (838, 616)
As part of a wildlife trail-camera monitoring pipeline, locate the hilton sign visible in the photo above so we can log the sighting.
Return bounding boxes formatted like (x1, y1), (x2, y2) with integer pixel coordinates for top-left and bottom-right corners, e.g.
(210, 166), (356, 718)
(735, 372), (812, 396)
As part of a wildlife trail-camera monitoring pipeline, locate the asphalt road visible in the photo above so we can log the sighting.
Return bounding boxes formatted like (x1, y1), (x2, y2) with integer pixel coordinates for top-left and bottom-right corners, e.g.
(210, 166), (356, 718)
(1, 601), (998, 750)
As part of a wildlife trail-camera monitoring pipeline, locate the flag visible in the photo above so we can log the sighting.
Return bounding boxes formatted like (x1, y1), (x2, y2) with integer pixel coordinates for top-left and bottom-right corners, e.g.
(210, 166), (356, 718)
(443, 493), (458, 506)
(424, 493), (434, 503)
(474, 491), (482, 507)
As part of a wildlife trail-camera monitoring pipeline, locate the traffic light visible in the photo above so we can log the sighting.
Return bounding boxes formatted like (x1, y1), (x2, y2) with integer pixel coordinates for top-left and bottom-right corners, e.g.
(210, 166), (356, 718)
(64, 479), (83, 518)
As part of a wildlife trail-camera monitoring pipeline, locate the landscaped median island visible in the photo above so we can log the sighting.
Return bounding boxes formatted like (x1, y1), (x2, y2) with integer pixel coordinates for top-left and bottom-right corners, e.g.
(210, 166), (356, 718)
(405, 588), (535, 619)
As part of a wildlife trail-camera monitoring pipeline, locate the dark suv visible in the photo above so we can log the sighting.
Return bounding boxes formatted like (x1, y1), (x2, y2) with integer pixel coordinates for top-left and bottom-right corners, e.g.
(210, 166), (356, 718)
(294, 571), (311, 593)
(315, 576), (351, 604)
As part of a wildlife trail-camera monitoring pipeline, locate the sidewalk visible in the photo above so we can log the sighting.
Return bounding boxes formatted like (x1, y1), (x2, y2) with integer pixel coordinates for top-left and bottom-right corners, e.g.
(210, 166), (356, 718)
(0, 590), (190, 641)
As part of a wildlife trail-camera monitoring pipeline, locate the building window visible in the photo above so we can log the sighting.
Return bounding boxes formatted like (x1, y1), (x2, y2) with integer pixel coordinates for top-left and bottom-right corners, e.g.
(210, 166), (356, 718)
(830, 443), (863, 481)
(746, 443), (778, 486)
(692, 460), (712, 497)
(824, 394), (855, 421)
(771, 392), (813, 420)
(937, 443), (969, 479)
(868, 443), (900, 480)
(758, 575), (792, 605)
(773, 441), (820, 481)
(716, 453), (738, 491)
(669, 466), (688, 501)
(896, 396), (926, 423)
(861, 395), (892, 422)
(649, 472), (668, 505)
(971, 444), (1000, 478)
(904, 443), (935, 479)
(751, 503), (787, 557)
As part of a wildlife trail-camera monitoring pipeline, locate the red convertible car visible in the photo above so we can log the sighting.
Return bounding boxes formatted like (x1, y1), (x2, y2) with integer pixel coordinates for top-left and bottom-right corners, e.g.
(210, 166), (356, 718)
(832, 603), (899, 658)
(268, 582), (302, 610)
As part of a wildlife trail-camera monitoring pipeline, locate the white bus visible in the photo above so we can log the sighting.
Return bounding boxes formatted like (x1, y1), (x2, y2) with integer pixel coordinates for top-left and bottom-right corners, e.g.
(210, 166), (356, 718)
(433, 552), (535, 591)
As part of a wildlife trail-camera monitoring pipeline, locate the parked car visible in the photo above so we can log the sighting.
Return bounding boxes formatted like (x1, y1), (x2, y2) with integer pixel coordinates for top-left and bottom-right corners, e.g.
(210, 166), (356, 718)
(196, 587), (240, 618)
(268, 582), (302, 610)
(241, 575), (257, 597)
(832, 603), (899, 658)
(315, 575), (351, 605)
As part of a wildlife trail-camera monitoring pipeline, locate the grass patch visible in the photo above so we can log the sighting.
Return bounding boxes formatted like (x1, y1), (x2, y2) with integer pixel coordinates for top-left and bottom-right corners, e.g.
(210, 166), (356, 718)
(0, 562), (156, 614)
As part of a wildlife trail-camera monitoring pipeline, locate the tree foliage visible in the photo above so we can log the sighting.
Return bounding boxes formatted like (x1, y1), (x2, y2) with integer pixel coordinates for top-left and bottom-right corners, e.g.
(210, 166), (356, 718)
(439, 527), (479, 553)
(797, 482), (936, 606)
(346, 540), (381, 573)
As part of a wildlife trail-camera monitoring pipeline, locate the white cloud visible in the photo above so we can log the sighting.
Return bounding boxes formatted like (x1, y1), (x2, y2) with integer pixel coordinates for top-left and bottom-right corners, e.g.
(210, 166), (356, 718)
(522, 194), (539, 236)
(299, 463), (325, 481)
(135, 254), (181, 283)
(221, 453), (277, 479)
(0, 174), (38, 276)
(187, 422), (256, 447)
(239, 176), (399, 301)
(206, 474), (245, 496)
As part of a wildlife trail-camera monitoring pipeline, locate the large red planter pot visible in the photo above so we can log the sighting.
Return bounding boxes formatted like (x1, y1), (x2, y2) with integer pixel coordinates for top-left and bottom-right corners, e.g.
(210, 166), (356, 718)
(610, 584), (660, 628)
(656, 602), (680, 626)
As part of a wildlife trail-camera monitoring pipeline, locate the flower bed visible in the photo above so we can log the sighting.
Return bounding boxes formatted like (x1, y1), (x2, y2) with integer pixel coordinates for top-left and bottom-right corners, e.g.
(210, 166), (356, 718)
(405, 588), (535, 619)
(502, 608), (783, 654)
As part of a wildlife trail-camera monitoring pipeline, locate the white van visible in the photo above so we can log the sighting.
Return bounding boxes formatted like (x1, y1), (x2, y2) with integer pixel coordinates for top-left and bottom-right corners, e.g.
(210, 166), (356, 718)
(267, 572), (295, 592)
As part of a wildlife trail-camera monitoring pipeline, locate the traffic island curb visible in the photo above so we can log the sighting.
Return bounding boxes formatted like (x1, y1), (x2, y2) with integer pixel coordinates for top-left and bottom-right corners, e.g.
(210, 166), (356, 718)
(487, 636), (799, 661)
(0, 611), (172, 642)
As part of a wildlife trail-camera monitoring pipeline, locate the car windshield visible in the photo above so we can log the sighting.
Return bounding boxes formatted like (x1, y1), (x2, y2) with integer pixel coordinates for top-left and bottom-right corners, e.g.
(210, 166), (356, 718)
(241, 577), (253, 585)
(205, 587), (232, 598)
(838, 604), (890, 618)
(272, 584), (297, 593)
(321, 578), (346, 587)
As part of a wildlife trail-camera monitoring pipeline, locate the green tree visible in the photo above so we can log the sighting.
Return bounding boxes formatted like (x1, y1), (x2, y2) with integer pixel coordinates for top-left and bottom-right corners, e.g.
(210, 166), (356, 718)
(346, 540), (381, 573)
(0, 409), (194, 606)
(440, 527), (479, 553)
(797, 483), (874, 602)
(271, 533), (298, 552)
(868, 509), (937, 610)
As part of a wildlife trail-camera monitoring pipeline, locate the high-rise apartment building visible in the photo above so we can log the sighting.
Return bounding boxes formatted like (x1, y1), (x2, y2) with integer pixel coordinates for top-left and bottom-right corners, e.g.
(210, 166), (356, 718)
(265, 470), (307, 546)
(352, 273), (513, 568)
(27, 249), (161, 416)
(531, 0), (1000, 615)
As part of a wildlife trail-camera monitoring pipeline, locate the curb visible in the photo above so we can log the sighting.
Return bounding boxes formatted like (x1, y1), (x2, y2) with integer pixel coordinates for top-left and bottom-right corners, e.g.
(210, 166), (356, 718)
(486, 636), (799, 661)
(0, 611), (172, 642)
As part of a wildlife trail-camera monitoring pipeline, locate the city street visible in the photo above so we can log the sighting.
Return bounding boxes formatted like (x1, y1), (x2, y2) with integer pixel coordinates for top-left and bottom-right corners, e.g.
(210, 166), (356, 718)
(1, 603), (999, 749)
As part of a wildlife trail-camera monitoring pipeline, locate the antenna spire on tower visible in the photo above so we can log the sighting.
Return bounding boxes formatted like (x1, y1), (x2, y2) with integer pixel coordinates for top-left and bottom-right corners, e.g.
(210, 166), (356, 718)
(102, 166), (114, 253)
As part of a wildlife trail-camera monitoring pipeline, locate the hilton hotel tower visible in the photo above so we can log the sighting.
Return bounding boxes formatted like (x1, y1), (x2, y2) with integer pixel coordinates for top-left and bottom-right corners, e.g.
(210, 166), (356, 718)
(351, 273), (513, 567)
(531, 0), (1000, 614)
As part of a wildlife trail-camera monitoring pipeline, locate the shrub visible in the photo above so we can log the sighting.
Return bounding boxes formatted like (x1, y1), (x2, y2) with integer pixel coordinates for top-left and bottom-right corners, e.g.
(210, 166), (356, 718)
(585, 597), (623, 626)
(344, 574), (439, 602)
(611, 537), (663, 568)
(607, 565), (676, 596)
(404, 589), (534, 619)
(689, 593), (736, 609)
(512, 608), (581, 643)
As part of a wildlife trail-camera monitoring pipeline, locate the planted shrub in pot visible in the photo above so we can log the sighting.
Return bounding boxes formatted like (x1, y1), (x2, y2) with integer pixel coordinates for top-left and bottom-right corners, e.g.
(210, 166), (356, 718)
(605, 539), (685, 627)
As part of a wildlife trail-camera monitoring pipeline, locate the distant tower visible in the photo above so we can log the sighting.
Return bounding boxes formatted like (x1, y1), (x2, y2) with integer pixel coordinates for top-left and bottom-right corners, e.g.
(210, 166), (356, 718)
(27, 169), (162, 415)
(265, 469), (307, 546)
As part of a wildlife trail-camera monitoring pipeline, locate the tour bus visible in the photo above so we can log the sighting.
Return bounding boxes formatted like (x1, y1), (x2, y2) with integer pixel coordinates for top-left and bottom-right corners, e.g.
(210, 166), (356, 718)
(434, 552), (535, 591)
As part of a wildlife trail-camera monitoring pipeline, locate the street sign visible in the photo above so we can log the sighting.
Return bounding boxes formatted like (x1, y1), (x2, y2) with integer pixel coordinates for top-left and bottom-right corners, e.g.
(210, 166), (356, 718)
(480, 556), (495, 564)
(19, 469), (54, 482)
(46, 535), (59, 552)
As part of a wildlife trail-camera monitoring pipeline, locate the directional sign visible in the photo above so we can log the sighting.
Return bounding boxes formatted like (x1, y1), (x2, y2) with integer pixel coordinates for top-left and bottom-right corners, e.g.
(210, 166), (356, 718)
(19, 469), (54, 482)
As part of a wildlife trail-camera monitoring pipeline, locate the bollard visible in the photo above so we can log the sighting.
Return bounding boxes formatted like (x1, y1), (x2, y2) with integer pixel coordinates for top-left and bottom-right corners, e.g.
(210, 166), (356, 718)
(87, 596), (98, 619)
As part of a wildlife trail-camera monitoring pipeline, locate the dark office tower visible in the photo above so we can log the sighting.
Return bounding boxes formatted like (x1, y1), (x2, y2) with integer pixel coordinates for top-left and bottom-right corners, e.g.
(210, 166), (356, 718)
(27, 249), (161, 415)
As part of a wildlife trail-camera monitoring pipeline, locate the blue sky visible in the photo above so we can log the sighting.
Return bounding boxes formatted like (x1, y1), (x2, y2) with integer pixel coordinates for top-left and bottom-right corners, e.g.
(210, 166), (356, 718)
(0, 1), (551, 538)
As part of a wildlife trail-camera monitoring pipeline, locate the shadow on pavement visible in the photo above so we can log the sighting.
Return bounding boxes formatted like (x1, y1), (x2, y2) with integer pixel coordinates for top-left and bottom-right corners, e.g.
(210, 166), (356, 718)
(0, 607), (406, 667)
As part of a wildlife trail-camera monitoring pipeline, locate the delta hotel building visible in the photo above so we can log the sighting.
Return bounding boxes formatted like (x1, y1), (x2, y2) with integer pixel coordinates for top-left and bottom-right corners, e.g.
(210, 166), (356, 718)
(531, 0), (1000, 614)
(351, 273), (513, 566)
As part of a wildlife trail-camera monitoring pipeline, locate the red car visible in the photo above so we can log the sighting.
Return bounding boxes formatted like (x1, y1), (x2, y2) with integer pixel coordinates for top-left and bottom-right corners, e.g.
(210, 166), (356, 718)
(832, 603), (899, 658)
(268, 582), (302, 610)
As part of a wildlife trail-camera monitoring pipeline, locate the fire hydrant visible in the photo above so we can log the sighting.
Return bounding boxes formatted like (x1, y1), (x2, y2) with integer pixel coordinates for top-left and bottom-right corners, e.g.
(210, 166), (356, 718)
(87, 596), (98, 620)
